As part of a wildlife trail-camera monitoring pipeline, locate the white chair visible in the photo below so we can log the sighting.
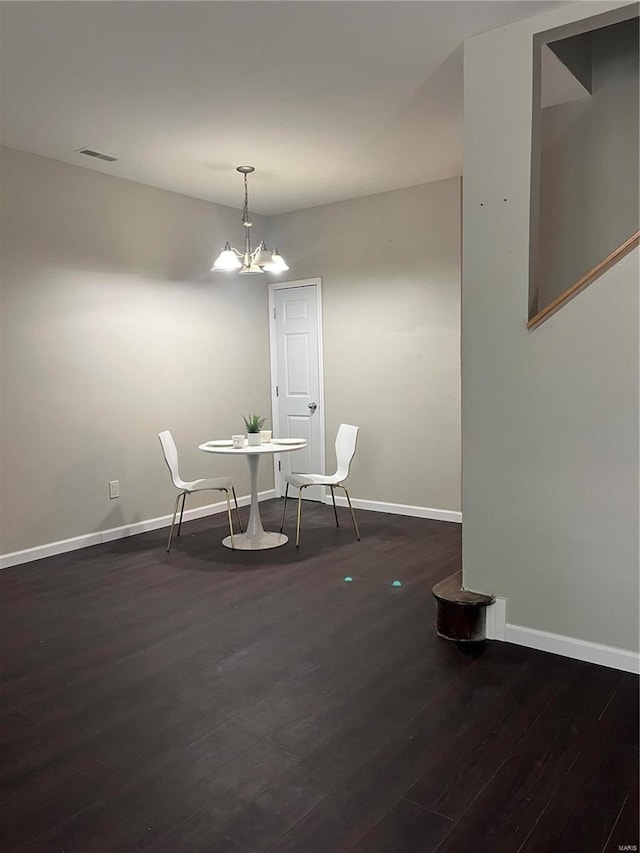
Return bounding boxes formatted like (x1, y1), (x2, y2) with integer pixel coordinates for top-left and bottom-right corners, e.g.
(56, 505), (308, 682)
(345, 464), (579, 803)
(158, 430), (242, 552)
(280, 423), (360, 548)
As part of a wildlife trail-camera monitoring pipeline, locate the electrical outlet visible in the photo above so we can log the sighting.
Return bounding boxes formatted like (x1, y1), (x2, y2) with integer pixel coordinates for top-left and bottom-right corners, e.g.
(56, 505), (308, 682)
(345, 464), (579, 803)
(108, 480), (120, 499)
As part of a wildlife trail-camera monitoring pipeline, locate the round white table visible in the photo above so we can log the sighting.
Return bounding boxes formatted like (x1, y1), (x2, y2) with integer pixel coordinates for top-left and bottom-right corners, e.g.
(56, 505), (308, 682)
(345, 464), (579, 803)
(198, 440), (307, 550)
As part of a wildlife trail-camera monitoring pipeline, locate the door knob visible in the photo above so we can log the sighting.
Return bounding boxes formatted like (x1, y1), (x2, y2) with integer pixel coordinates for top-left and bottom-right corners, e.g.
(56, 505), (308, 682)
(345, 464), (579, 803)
(308, 402), (318, 413)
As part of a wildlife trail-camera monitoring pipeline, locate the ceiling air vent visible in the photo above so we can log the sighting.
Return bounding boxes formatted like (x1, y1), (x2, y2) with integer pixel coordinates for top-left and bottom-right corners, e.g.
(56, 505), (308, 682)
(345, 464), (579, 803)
(76, 148), (117, 163)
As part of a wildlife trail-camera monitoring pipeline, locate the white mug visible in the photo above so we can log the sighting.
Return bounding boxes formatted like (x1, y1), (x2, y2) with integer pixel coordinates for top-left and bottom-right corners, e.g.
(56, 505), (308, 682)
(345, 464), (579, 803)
(232, 434), (245, 449)
(260, 429), (272, 444)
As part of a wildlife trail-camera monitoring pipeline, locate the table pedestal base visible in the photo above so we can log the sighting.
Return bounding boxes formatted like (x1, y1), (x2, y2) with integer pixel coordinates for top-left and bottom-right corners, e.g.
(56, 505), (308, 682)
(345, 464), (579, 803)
(223, 531), (288, 551)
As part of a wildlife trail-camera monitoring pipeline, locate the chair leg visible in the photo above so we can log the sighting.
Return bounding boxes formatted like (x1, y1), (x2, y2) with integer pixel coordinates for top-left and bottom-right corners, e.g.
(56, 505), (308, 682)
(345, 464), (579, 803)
(232, 487), (243, 533)
(224, 489), (235, 550)
(280, 483), (290, 532)
(330, 485), (339, 527)
(295, 487), (305, 548)
(341, 486), (360, 541)
(167, 491), (185, 552)
(177, 491), (187, 537)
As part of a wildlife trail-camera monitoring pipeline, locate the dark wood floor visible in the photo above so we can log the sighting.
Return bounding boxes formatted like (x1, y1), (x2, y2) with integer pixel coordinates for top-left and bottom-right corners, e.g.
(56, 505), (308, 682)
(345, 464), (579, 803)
(1, 500), (638, 853)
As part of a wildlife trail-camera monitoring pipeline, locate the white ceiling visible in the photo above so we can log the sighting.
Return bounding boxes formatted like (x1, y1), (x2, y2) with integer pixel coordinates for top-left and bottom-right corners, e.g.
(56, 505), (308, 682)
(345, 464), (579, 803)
(0, 1), (566, 215)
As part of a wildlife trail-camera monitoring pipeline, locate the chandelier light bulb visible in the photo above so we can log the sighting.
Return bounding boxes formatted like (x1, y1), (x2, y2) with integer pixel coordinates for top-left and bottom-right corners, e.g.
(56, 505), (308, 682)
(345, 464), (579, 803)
(264, 249), (289, 273)
(253, 241), (274, 267)
(211, 242), (242, 271)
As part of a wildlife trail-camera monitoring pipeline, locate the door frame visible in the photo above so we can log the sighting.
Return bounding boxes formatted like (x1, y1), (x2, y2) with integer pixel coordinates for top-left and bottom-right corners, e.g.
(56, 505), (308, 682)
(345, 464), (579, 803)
(268, 277), (326, 498)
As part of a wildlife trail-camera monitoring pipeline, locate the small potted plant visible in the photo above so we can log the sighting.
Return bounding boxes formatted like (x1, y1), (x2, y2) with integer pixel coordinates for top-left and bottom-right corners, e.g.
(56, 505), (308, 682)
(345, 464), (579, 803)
(243, 413), (266, 446)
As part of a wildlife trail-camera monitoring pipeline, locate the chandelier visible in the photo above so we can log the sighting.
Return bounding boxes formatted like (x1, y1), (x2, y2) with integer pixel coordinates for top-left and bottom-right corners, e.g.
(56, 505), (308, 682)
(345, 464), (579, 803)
(211, 166), (289, 275)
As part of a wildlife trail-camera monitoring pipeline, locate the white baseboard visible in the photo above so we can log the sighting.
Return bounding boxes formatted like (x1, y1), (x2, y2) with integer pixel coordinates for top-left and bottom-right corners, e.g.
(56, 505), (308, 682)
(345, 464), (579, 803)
(505, 622), (640, 674)
(485, 597), (507, 640)
(6, 502), (637, 676)
(0, 489), (276, 570)
(329, 494), (462, 524)
(2, 491), (459, 569)
(469, 595), (637, 674)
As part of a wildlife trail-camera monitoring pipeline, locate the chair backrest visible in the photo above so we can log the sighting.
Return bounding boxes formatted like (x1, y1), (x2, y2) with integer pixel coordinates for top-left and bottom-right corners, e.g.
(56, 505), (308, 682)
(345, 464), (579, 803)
(158, 430), (185, 490)
(334, 423), (359, 481)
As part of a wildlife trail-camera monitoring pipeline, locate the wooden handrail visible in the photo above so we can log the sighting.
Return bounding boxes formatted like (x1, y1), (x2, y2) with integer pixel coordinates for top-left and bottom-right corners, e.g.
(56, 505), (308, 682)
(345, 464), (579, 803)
(528, 230), (640, 330)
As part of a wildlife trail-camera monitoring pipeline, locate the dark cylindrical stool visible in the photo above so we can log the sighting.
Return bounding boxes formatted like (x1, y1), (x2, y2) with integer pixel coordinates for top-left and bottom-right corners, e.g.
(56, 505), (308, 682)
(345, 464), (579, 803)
(432, 571), (495, 642)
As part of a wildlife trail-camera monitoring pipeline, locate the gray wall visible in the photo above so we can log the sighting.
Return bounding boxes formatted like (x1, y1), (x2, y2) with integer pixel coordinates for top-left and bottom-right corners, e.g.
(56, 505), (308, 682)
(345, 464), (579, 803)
(1, 149), (462, 556)
(267, 178), (462, 513)
(0, 147), (273, 554)
(463, 2), (639, 652)
(537, 17), (639, 307)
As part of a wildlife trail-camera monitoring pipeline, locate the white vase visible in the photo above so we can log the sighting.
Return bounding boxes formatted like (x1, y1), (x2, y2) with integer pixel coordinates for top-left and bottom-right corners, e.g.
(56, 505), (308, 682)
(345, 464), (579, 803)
(247, 433), (261, 446)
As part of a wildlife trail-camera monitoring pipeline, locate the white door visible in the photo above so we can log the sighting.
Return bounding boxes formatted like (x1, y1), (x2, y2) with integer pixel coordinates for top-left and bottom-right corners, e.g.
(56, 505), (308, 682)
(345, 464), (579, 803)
(269, 279), (325, 501)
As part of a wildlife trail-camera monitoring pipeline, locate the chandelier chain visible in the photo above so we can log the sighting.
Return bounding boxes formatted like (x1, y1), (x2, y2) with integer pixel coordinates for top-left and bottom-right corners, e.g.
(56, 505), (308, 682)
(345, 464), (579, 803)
(242, 172), (251, 227)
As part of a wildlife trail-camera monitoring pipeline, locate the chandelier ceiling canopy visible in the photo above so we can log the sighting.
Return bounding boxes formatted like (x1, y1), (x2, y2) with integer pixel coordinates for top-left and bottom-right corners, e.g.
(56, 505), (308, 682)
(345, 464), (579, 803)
(211, 166), (289, 275)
